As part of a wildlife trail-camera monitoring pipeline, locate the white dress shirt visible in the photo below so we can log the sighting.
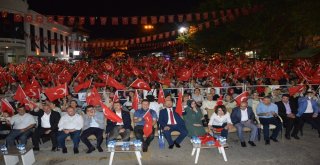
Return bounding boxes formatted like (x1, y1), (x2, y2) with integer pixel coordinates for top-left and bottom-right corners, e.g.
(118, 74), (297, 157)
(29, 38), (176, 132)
(167, 108), (177, 125)
(305, 100), (313, 113)
(58, 114), (84, 131)
(208, 112), (232, 126)
(89, 117), (100, 128)
(149, 102), (162, 117)
(115, 111), (124, 125)
(240, 109), (249, 121)
(41, 112), (51, 128)
(10, 113), (36, 130)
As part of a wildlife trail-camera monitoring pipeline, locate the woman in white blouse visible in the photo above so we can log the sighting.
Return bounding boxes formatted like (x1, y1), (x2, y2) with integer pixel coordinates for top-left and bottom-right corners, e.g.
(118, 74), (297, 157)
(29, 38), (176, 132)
(208, 105), (233, 139)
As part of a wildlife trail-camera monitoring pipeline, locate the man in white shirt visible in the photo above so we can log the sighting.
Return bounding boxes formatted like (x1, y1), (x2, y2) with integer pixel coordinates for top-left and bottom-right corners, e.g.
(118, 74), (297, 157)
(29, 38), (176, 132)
(6, 105), (36, 147)
(231, 102), (258, 147)
(80, 105), (105, 154)
(57, 107), (84, 154)
(201, 94), (217, 117)
(30, 104), (61, 151)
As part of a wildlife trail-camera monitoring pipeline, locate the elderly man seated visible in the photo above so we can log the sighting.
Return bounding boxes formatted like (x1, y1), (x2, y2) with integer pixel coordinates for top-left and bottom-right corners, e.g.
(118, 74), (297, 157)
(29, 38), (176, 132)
(5, 105), (36, 148)
(57, 107), (84, 154)
(231, 101), (258, 147)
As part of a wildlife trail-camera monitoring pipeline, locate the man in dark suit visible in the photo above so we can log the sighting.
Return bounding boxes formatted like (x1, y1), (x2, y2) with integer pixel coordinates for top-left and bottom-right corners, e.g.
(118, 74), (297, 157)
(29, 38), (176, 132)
(30, 104), (61, 151)
(106, 102), (132, 142)
(231, 101), (258, 147)
(276, 94), (300, 140)
(158, 99), (188, 149)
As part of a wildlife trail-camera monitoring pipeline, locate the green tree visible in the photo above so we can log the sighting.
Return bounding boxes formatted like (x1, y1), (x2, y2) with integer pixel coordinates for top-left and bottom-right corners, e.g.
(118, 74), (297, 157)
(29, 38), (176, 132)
(187, 0), (320, 58)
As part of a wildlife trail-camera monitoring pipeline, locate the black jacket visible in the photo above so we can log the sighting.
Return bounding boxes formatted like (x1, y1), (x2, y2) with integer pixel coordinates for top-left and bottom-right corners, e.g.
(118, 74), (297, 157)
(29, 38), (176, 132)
(275, 98), (298, 118)
(30, 110), (61, 132)
(105, 110), (132, 133)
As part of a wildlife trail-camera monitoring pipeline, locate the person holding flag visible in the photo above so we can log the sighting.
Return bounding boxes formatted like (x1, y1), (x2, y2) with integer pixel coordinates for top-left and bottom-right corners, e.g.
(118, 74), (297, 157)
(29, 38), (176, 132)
(133, 99), (157, 152)
(158, 99), (188, 149)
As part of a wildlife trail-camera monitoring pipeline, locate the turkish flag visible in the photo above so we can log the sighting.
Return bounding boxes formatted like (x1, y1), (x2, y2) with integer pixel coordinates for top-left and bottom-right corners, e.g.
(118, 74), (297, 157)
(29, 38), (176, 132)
(93, 82), (106, 88)
(132, 90), (139, 111)
(44, 84), (68, 101)
(24, 84), (40, 99)
(159, 78), (171, 86)
(132, 67), (143, 76)
(175, 89), (183, 116)
(195, 69), (212, 78)
(86, 87), (101, 106)
(130, 78), (151, 91)
(234, 91), (249, 106)
(158, 85), (165, 104)
(1, 99), (14, 116)
(288, 85), (304, 96)
(74, 80), (91, 93)
(100, 101), (123, 123)
(143, 111), (153, 137)
(58, 68), (72, 84)
(24, 99), (37, 111)
(13, 85), (27, 104)
(107, 76), (126, 90)
(177, 69), (192, 81)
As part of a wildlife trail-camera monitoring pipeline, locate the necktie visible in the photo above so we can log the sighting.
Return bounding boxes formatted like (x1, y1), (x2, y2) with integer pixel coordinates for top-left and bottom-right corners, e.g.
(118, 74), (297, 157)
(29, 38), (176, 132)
(169, 108), (175, 125)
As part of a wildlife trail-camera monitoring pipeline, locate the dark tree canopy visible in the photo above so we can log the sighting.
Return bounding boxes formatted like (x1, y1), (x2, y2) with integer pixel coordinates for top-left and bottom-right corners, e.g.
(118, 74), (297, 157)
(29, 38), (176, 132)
(187, 0), (320, 58)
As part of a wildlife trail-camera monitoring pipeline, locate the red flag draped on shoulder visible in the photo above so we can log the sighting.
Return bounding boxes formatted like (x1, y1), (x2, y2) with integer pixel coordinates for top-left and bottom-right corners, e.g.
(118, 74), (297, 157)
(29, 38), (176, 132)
(130, 78), (151, 91)
(158, 85), (165, 104)
(132, 90), (139, 111)
(175, 89), (183, 116)
(44, 83), (68, 101)
(100, 101), (123, 123)
(234, 91), (249, 106)
(143, 110), (153, 137)
(86, 87), (101, 106)
(74, 80), (92, 93)
(1, 98), (14, 116)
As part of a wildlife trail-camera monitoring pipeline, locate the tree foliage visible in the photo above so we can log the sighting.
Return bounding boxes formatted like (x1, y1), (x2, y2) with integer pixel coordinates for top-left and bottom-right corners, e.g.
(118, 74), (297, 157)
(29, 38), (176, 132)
(188, 0), (320, 58)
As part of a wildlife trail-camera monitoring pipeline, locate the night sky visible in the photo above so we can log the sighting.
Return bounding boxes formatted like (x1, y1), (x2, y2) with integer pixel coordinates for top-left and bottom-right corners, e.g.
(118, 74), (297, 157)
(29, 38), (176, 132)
(27, 0), (204, 39)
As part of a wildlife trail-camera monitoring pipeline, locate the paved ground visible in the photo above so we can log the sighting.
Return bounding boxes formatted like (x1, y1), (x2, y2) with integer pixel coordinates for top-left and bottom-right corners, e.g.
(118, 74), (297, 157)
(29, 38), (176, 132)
(1, 127), (320, 165)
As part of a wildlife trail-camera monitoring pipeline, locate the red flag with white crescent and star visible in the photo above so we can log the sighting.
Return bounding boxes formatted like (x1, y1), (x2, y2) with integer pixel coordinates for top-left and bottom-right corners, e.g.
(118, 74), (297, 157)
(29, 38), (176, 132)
(132, 90), (139, 111)
(143, 110), (153, 137)
(100, 101), (123, 123)
(86, 87), (102, 106)
(130, 78), (151, 91)
(234, 91), (249, 106)
(1, 98), (14, 116)
(44, 83), (69, 101)
(158, 85), (165, 104)
(175, 89), (183, 116)
(13, 85), (28, 104)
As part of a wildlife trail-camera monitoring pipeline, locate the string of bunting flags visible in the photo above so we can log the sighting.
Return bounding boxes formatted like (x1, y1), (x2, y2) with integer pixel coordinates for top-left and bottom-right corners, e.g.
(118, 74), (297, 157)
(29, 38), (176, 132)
(0, 5), (263, 26)
(20, 6), (261, 50)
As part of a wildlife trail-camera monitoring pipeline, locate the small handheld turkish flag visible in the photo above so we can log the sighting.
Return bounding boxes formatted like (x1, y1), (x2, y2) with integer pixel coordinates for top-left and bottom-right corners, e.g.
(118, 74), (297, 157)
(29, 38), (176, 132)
(130, 78), (151, 91)
(158, 85), (165, 104)
(44, 83), (68, 101)
(234, 91), (249, 106)
(143, 110), (153, 137)
(100, 102), (123, 123)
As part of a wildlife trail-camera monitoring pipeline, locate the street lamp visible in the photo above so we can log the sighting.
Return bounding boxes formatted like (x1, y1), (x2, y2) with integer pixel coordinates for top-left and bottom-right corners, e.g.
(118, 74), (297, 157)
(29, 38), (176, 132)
(178, 26), (188, 56)
(178, 27), (187, 34)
